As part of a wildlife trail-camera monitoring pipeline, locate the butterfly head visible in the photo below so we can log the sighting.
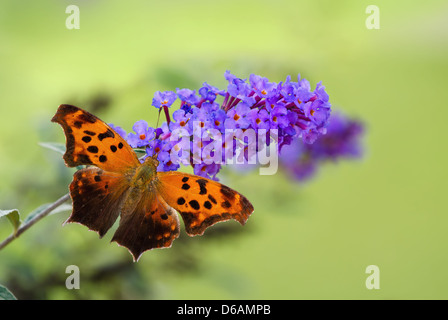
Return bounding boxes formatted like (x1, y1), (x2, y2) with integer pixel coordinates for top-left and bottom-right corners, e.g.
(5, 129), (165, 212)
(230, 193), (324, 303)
(144, 154), (159, 168)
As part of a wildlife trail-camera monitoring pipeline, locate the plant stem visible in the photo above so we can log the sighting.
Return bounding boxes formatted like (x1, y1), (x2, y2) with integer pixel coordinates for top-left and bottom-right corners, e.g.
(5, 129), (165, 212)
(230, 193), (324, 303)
(0, 193), (70, 251)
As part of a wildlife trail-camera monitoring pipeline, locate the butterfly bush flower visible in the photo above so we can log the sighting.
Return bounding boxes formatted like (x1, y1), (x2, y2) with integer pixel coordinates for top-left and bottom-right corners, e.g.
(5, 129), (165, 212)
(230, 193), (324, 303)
(151, 91), (177, 109)
(225, 104), (251, 129)
(108, 123), (127, 139)
(176, 88), (201, 106)
(120, 70), (351, 180)
(247, 108), (270, 130)
(126, 120), (155, 148)
(280, 111), (364, 181)
(249, 74), (277, 99)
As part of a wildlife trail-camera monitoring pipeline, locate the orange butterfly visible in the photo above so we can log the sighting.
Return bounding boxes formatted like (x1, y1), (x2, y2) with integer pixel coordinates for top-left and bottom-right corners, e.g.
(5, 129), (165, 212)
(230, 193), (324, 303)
(52, 104), (254, 261)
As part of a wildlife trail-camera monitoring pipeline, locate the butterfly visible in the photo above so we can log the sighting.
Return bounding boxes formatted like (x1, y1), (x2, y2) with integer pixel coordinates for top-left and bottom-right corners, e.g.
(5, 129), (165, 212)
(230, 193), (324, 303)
(52, 104), (254, 261)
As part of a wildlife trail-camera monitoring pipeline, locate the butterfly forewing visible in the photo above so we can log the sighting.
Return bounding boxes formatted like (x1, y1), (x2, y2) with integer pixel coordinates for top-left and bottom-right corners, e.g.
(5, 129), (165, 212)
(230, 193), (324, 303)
(52, 104), (140, 173)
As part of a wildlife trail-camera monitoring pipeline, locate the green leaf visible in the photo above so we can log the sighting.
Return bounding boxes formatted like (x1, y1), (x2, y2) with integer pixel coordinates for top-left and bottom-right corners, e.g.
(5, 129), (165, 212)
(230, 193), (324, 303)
(23, 203), (72, 225)
(50, 203), (73, 216)
(23, 204), (49, 224)
(39, 142), (66, 155)
(0, 209), (22, 235)
(0, 285), (17, 300)
(133, 148), (146, 156)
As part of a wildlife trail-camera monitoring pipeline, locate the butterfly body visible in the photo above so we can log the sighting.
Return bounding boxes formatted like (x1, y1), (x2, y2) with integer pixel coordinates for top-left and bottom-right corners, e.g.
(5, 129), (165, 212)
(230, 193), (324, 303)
(129, 157), (157, 189)
(52, 104), (254, 261)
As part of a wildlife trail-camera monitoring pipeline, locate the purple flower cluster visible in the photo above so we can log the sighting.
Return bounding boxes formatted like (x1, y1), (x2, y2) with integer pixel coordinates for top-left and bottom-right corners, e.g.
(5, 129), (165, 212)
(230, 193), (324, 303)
(279, 111), (364, 181)
(110, 71), (334, 180)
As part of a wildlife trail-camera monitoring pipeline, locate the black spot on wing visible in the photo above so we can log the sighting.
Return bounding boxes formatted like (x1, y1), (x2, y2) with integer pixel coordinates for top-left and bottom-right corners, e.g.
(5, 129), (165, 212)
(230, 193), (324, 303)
(189, 200), (200, 210)
(196, 179), (208, 195)
(177, 197), (186, 205)
(220, 185), (235, 200)
(204, 201), (212, 209)
(82, 136), (92, 143)
(221, 200), (231, 209)
(98, 129), (115, 141)
(78, 112), (97, 124)
(182, 184), (190, 190)
(74, 121), (83, 129)
(87, 146), (99, 153)
(84, 130), (96, 136)
(99, 155), (107, 162)
(208, 194), (217, 204)
(77, 154), (92, 165)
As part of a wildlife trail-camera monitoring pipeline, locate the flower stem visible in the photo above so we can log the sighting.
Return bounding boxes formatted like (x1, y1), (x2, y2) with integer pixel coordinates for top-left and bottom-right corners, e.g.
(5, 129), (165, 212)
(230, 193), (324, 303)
(163, 106), (171, 124)
(221, 92), (230, 110)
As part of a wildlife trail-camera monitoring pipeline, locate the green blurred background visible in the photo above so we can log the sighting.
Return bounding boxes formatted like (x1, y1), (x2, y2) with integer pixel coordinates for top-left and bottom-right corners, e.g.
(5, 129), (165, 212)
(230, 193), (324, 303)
(0, 0), (447, 299)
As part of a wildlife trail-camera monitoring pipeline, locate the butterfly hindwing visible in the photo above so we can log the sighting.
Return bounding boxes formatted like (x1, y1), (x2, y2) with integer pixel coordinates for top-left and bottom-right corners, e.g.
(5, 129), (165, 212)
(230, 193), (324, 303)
(67, 167), (131, 237)
(156, 172), (254, 236)
(111, 189), (180, 261)
(52, 104), (140, 173)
